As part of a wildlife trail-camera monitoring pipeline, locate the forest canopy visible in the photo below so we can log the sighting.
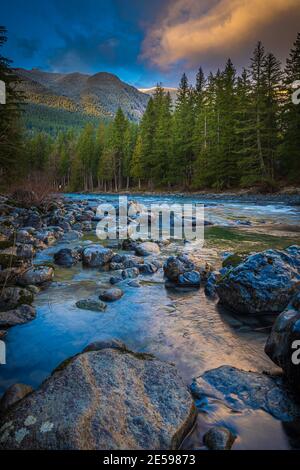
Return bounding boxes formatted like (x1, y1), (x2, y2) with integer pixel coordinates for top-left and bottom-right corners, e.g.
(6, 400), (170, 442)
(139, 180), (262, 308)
(0, 27), (300, 192)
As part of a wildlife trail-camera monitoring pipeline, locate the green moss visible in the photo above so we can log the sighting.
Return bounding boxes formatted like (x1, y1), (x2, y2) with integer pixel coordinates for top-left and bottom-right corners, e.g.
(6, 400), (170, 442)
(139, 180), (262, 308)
(222, 254), (244, 268)
(204, 226), (300, 253)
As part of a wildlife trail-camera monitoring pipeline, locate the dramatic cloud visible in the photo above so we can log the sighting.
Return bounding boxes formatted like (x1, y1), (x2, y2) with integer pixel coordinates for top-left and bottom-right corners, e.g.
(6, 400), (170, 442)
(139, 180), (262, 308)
(142, 0), (300, 69)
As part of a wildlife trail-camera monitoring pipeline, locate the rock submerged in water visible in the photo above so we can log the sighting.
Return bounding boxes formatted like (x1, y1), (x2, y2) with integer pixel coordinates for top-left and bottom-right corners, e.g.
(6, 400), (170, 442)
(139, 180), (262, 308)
(191, 365), (300, 422)
(265, 291), (300, 393)
(76, 299), (107, 312)
(54, 248), (79, 267)
(0, 345), (197, 450)
(203, 426), (236, 450)
(216, 246), (300, 314)
(99, 288), (123, 302)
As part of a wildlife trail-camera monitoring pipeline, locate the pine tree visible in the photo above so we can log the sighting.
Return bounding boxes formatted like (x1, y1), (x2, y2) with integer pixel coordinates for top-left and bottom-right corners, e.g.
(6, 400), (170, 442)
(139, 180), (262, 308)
(280, 32), (300, 182)
(130, 133), (143, 189)
(0, 26), (25, 181)
(112, 107), (128, 190)
(152, 86), (173, 186)
(139, 97), (156, 188)
(173, 74), (195, 187)
(262, 52), (283, 180)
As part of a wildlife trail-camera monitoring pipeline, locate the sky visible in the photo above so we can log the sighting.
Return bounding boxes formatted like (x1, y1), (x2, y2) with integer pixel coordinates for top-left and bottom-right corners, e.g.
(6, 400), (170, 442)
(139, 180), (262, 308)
(1, 0), (300, 87)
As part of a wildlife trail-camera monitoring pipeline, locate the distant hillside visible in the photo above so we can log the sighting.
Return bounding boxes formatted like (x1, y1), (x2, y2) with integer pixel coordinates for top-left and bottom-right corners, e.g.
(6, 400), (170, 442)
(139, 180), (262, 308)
(16, 68), (150, 134)
(139, 86), (178, 105)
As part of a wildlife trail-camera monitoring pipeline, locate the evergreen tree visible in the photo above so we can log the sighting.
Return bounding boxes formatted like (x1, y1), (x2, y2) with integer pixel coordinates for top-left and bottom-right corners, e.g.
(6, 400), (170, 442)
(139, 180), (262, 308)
(130, 133), (143, 189)
(281, 33), (300, 181)
(0, 26), (24, 181)
(173, 73), (195, 187)
(112, 107), (128, 190)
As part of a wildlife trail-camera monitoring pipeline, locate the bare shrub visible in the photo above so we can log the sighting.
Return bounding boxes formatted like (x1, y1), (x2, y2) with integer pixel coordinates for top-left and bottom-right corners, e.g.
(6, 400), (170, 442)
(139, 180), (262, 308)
(8, 171), (60, 208)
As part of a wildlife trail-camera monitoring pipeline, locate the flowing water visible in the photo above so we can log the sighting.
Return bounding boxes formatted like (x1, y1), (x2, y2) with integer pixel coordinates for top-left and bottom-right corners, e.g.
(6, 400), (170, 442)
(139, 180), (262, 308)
(1, 194), (300, 450)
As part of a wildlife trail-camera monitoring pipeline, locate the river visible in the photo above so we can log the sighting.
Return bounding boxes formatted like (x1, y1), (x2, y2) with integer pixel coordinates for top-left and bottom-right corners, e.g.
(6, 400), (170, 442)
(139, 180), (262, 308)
(1, 194), (300, 449)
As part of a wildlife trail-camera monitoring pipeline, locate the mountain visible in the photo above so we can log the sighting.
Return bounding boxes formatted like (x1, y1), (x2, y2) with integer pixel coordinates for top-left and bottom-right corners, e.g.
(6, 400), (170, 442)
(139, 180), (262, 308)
(139, 86), (178, 105)
(16, 68), (150, 134)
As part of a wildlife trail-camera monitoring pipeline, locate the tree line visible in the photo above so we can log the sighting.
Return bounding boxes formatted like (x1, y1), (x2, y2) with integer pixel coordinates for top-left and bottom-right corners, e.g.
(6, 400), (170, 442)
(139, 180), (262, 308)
(1, 26), (300, 192)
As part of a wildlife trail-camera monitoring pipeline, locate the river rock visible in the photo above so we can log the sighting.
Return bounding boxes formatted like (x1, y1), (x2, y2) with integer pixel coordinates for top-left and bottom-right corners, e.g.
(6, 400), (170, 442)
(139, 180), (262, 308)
(177, 271), (201, 287)
(163, 255), (195, 283)
(216, 246), (300, 314)
(99, 288), (123, 302)
(0, 305), (36, 328)
(23, 212), (42, 229)
(0, 384), (34, 415)
(16, 244), (35, 260)
(82, 245), (113, 268)
(0, 287), (33, 311)
(16, 230), (34, 244)
(76, 299), (107, 312)
(191, 365), (300, 421)
(17, 266), (54, 286)
(139, 262), (159, 275)
(135, 242), (160, 257)
(0, 347), (197, 450)
(121, 267), (139, 279)
(265, 291), (300, 393)
(110, 275), (123, 285)
(54, 248), (79, 267)
(203, 426), (236, 450)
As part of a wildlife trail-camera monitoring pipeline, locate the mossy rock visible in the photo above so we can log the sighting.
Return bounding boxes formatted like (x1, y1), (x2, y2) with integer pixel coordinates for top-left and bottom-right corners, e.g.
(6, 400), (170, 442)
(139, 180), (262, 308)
(222, 253), (244, 268)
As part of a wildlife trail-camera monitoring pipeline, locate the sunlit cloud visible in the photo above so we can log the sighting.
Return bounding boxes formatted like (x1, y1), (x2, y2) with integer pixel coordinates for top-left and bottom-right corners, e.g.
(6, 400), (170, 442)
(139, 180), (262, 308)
(142, 0), (300, 69)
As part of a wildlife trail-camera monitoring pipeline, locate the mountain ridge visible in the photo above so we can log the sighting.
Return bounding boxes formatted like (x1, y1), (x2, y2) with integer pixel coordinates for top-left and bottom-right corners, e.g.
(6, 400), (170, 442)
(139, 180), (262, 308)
(15, 68), (150, 133)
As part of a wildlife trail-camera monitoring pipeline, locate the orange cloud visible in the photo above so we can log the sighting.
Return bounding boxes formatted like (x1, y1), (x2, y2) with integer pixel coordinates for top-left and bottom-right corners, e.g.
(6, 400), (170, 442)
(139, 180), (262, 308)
(142, 0), (300, 69)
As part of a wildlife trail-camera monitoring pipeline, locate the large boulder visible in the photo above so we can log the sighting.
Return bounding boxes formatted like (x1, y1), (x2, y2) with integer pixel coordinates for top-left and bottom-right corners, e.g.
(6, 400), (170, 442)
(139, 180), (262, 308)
(17, 266), (54, 287)
(82, 245), (113, 268)
(0, 346), (197, 450)
(216, 246), (300, 314)
(0, 287), (33, 311)
(191, 365), (300, 422)
(0, 305), (36, 328)
(265, 291), (300, 393)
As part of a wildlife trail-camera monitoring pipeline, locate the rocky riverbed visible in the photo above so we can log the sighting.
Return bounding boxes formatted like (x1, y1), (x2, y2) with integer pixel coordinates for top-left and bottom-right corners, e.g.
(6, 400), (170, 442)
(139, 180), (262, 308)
(0, 192), (300, 450)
